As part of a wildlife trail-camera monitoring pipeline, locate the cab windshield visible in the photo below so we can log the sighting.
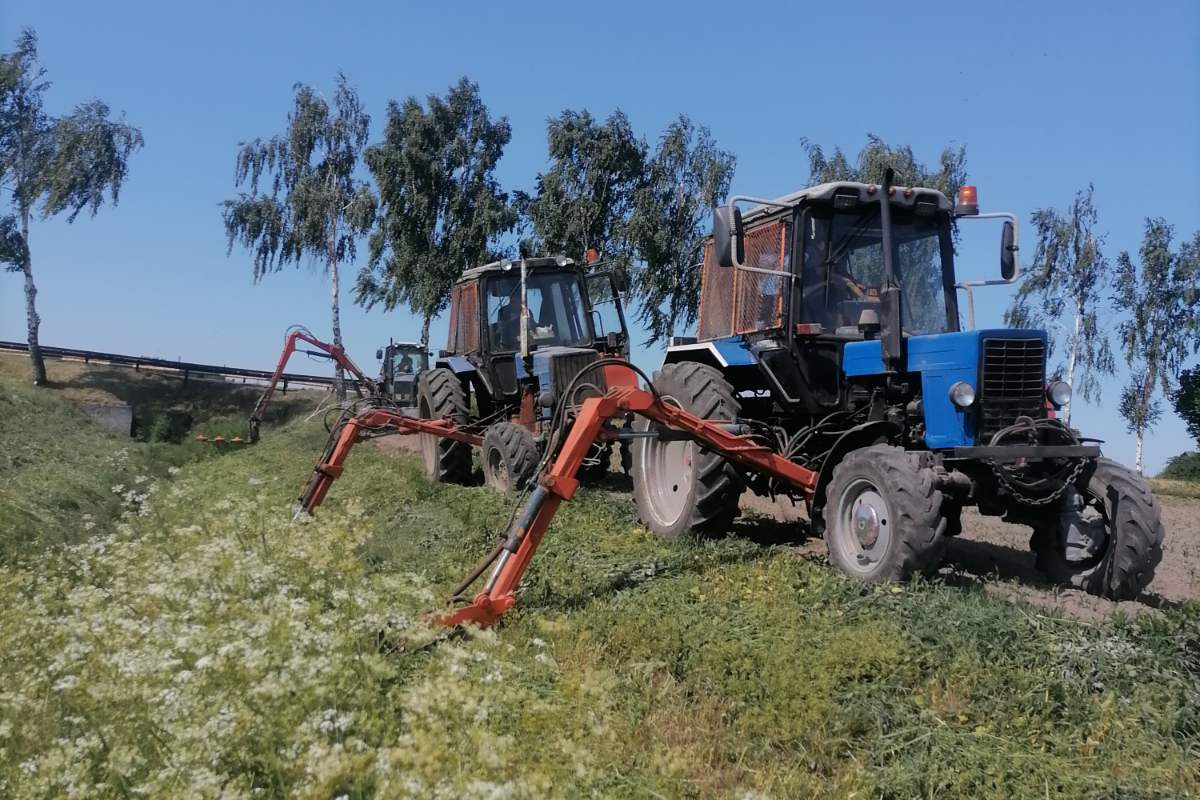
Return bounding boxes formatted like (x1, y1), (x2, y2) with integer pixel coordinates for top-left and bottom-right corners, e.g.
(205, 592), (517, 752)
(799, 207), (953, 336)
(486, 270), (592, 351)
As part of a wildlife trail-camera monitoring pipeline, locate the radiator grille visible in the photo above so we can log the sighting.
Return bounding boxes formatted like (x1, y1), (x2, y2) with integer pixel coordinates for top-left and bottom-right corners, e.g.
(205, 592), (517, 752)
(550, 349), (605, 403)
(978, 337), (1046, 441)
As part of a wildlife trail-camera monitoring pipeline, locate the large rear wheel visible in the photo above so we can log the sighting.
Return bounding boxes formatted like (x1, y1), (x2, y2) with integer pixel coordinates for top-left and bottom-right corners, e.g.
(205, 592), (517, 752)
(481, 421), (538, 493)
(824, 445), (947, 583)
(416, 368), (473, 484)
(1030, 458), (1164, 600)
(631, 362), (743, 539)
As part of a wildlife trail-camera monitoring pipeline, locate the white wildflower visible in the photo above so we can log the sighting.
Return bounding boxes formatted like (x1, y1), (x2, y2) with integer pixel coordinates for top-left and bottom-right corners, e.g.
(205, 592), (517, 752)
(52, 674), (78, 691)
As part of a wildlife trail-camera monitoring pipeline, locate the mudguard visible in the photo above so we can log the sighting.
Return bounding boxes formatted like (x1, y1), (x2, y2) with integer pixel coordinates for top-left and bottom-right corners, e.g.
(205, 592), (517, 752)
(810, 420), (901, 530)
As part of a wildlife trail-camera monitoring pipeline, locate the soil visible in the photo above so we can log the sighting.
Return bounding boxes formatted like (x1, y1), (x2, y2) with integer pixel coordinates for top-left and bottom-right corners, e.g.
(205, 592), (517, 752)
(740, 490), (1200, 621)
(375, 433), (1199, 620)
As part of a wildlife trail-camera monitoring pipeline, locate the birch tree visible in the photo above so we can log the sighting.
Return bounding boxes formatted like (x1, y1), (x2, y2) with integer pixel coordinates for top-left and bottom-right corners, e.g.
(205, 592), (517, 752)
(222, 75), (375, 399)
(802, 134), (968, 204)
(1114, 219), (1200, 473)
(0, 30), (143, 385)
(629, 115), (734, 345)
(519, 109), (646, 278)
(1004, 185), (1114, 424)
(356, 78), (515, 350)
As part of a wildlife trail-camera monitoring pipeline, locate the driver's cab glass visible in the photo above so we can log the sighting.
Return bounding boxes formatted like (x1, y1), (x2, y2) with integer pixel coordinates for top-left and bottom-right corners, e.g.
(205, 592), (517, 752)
(799, 207), (950, 337)
(486, 271), (592, 351)
(392, 352), (415, 374)
(585, 273), (624, 342)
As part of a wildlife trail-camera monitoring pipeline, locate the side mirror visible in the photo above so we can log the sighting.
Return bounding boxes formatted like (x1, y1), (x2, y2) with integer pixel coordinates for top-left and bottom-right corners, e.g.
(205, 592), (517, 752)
(611, 271), (629, 294)
(713, 204), (745, 268)
(375, 348), (383, 360)
(1000, 220), (1017, 281)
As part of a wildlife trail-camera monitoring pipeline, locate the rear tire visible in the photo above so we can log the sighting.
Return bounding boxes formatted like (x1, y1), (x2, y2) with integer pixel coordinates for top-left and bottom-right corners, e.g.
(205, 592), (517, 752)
(631, 362), (743, 539)
(1030, 458), (1164, 600)
(416, 368), (473, 484)
(481, 422), (538, 493)
(824, 445), (947, 583)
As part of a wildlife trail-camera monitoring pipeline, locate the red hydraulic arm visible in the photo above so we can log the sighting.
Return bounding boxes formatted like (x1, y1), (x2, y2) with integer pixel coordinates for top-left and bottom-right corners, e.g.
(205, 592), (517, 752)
(439, 385), (818, 628)
(296, 408), (483, 516)
(250, 327), (377, 442)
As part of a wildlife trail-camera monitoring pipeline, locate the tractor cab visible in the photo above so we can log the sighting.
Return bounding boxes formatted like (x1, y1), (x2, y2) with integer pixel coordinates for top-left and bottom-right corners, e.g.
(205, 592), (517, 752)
(377, 340), (428, 406)
(670, 176), (1031, 450)
(439, 256), (631, 417)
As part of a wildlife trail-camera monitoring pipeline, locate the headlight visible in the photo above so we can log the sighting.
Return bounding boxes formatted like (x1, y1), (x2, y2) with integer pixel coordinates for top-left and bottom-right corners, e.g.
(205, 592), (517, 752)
(948, 381), (976, 408)
(1046, 380), (1072, 408)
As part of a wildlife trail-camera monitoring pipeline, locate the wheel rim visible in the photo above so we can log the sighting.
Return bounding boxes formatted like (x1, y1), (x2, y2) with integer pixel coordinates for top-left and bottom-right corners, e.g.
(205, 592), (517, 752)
(487, 445), (508, 492)
(833, 478), (894, 575)
(418, 395), (438, 476)
(1055, 486), (1109, 565)
(637, 396), (694, 528)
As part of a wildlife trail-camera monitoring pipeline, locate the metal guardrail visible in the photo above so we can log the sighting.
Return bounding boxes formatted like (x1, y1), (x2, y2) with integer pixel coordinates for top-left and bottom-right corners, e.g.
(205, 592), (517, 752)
(0, 339), (362, 390)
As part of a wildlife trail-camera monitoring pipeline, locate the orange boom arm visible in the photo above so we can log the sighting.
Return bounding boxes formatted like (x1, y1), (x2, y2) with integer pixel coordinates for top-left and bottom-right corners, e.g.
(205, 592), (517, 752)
(440, 385), (818, 627)
(250, 328), (378, 442)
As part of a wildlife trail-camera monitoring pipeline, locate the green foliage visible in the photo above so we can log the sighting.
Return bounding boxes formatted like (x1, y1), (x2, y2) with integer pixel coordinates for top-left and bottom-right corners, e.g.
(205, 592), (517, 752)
(0, 28), (143, 385)
(0, 213), (25, 269)
(1114, 219), (1200, 469)
(0, 357), (310, 562)
(222, 74), (374, 399)
(222, 75), (375, 282)
(1005, 185), (1115, 413)
(1159, 450), (1200, 481)
(802, 133), (968, 201)
(38, 100), (143, 222)
(629, 115), (735, 345)
(355, 78), (515, 344)
(520, 109), (647, 276)
(1173, 366), (1200, 446)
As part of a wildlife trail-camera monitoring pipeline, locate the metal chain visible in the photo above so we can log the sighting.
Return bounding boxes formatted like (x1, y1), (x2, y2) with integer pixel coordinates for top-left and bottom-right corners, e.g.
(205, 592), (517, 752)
(989, 456), (1089, 507)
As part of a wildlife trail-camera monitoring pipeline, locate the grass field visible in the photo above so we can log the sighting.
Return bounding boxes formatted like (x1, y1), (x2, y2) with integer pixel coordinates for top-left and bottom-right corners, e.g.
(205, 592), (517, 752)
(1, 360), (1198, 798)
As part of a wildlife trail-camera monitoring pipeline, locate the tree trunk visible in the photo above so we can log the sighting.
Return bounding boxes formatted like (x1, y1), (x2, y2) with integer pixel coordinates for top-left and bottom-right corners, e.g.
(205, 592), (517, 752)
(1063, 300), (1083, 426)
(20, 209), (47, 386)
(1134, 366), (1155, 475)
(420, 312), (432, 354)
(328, 253), (345, 402)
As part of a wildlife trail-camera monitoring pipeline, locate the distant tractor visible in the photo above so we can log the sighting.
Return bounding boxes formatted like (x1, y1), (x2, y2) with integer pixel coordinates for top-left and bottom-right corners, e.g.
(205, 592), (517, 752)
(417, 255), (632, 491)
(627, 173), (1164, 600)
(376, 340), (428, 408)
(250, 328), (428, 442)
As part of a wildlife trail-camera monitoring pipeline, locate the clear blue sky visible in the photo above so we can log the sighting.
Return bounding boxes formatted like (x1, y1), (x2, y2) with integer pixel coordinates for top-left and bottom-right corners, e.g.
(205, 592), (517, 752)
(2, 0), (1198, 473)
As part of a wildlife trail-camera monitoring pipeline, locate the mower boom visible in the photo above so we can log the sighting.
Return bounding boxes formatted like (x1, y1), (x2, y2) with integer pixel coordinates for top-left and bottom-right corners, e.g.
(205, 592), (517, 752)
(295, 373), (817, 627)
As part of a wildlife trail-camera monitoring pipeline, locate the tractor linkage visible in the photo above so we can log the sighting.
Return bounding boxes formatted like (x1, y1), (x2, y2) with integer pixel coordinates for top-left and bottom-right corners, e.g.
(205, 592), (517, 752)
(295, 365), (818, 628)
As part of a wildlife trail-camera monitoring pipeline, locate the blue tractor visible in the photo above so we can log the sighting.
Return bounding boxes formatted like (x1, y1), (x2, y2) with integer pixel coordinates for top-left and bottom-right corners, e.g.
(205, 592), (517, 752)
(629, 171), (1164, 599)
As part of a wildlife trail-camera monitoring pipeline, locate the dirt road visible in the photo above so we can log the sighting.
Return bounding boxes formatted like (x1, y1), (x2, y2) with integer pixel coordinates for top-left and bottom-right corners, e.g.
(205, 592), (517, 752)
(741, 491), (1199, 621)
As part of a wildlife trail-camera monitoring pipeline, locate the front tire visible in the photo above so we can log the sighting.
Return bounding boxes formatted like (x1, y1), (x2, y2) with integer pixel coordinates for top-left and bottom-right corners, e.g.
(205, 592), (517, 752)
(1030, 458), (1164, 600)
(824, 446), (947, 583)
(481, 422), (538, 493)
(631, 362), (743, 539)
(416, 368), (473, 484)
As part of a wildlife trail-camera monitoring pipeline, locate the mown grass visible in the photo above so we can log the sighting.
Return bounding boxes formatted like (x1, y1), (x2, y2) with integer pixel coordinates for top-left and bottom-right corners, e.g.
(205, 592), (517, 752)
(0, 353), (313, 561)
(1, 364), (1198, 797)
